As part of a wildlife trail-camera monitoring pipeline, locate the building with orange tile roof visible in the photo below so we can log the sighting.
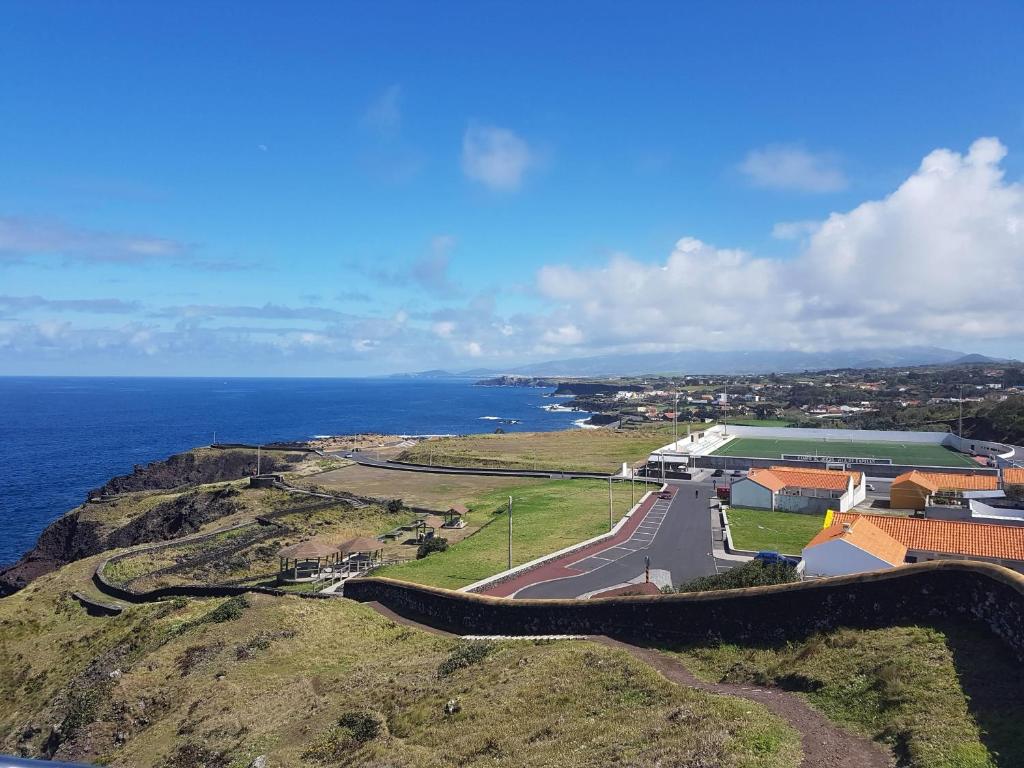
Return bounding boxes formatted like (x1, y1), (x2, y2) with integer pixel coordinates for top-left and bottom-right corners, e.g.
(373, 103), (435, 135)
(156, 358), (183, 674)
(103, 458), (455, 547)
(801, 517), (908, 577)
(890, 470), (1000, 510)
(1003, 467), (1024, 490)
(731, 465), (866, 514)
(831, 512), (1024, 573)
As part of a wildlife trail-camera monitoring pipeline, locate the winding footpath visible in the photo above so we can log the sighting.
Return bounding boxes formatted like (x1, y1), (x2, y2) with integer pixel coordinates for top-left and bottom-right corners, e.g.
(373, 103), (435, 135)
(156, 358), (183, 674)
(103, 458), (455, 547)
(364, 601), (892, 768)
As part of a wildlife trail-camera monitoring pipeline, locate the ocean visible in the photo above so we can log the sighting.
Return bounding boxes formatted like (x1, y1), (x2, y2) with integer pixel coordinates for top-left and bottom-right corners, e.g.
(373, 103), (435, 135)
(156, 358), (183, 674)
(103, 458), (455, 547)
(0, 377), (589, 566)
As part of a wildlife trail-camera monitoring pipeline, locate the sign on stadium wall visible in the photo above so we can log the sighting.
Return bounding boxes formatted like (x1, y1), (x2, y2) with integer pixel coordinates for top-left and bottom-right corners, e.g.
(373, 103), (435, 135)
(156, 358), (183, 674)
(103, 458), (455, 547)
(781, 454), (893, 465)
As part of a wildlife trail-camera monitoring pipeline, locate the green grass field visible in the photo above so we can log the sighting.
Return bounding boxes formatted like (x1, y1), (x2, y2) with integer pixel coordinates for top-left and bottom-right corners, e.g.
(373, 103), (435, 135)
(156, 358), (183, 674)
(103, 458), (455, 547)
(376, 478), (634, 590)
(711, 436), (977, 467)
(725, 507), (827, 555)
(671, 624), (1024, 768)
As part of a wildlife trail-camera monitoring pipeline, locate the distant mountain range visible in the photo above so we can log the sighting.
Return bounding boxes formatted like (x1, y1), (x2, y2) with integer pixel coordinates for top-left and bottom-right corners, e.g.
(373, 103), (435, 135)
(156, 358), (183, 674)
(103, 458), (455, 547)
(394, 347), (1013, 379)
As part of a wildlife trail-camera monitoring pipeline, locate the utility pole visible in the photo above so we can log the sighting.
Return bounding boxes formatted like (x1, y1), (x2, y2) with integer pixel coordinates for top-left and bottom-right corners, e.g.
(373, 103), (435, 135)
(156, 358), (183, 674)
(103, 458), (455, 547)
(959, 384), (964, 441)
(213, 430), (216, 446)
(631, 475), (635, 507)
(673, 391), (679, 447)
(256, 445), (261, 475)
(722, 383), (728, 436)
(507, 495), (513, 569)
(660, 451), (666, 480)
(608, 476), (613, 531)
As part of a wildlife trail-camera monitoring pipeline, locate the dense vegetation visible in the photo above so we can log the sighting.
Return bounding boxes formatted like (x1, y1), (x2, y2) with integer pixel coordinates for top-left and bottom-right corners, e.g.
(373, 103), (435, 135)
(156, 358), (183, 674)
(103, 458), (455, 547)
(668, 560), (799, 593)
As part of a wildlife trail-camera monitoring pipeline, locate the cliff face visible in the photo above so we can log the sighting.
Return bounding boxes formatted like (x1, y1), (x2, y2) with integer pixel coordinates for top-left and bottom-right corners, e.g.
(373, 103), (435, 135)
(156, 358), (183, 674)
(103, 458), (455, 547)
(553, 382), (644, 396)
(89, 449), (295, 498)
(0, 449), (294, 596)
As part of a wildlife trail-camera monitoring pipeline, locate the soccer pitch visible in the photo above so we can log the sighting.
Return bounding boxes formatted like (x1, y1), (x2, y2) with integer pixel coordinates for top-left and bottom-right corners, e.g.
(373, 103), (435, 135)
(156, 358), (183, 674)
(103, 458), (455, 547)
(710, 436), (979, 467)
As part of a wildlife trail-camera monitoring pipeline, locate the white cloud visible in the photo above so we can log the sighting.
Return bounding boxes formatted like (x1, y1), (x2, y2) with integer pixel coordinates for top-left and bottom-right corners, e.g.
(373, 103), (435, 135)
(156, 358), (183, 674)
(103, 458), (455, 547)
(432, 320), (456, 338)
(461, 123), (534, 191)
(361, 84), (402, 135)
(771, 219), (821, 240)
(740, 145), (847, 192)
(536, 138), (1024, 352)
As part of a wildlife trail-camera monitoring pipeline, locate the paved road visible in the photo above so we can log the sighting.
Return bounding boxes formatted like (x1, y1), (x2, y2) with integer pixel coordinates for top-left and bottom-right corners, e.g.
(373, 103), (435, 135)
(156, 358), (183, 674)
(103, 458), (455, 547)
(513, 481), (719, 598)
(328, 450), (620, 480)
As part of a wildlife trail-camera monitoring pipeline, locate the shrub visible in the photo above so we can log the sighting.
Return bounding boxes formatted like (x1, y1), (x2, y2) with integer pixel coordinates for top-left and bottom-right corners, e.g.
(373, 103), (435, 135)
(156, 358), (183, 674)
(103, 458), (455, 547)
(386, 498), (404, 514)
(672, 560), (798, 594)
(416, 537), (449, 560)
(302, 711), (386, 762)
(438, 641), (492, 677)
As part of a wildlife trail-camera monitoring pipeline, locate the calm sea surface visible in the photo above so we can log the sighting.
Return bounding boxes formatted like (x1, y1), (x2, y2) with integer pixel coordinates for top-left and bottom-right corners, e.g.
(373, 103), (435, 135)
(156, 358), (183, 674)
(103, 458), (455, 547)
(0, 377), (587, 566)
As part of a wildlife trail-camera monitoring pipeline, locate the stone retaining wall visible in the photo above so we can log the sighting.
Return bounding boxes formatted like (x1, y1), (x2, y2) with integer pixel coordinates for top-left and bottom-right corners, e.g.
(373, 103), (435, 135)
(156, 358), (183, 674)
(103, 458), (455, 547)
(344, 560), (1024, 658)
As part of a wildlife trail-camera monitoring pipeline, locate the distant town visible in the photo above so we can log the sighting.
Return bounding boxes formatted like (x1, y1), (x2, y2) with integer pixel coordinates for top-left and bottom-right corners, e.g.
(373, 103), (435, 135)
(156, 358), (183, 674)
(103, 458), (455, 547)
(479, 360), (1024, 444)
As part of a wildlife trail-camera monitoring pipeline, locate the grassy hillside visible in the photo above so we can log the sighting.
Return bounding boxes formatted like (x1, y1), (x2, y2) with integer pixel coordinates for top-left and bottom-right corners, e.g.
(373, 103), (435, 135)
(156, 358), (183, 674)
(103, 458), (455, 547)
(0, 558), (800, 768)
(670, 625), (1024, 768)
(375, 479), (634, 590)
(397, 423), (703, 473)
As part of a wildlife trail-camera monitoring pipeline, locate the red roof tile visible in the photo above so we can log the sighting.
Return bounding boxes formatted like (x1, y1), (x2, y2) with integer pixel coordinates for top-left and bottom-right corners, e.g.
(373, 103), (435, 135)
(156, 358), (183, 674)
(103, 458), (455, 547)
(832, 512), (1024, 562)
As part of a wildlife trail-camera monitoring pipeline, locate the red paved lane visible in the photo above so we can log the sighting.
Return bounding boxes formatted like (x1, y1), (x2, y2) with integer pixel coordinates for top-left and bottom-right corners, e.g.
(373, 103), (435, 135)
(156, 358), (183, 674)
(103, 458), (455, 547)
(478, 487), (667, 597)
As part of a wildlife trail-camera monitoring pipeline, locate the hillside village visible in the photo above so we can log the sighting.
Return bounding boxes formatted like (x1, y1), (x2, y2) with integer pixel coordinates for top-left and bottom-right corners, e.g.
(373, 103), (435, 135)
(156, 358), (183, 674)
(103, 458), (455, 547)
(482, 362), (1024, 443)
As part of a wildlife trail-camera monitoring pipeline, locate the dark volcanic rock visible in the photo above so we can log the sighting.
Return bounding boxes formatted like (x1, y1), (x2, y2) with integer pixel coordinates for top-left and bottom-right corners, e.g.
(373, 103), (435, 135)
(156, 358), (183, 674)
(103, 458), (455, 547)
(0, 449), (291, 596)
(90, 450), (293, 499)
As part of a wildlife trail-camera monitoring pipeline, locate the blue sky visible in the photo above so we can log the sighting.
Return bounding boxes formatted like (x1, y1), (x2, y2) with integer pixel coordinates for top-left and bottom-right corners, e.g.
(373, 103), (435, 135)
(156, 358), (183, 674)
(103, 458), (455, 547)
(2, 1), (1023, 375)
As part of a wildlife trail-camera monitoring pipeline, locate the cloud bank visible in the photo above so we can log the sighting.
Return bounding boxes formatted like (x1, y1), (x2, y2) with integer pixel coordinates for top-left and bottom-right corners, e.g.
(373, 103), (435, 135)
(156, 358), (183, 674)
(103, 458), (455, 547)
(2, 138), (1022, 373)
(538, 137), (1023, 352)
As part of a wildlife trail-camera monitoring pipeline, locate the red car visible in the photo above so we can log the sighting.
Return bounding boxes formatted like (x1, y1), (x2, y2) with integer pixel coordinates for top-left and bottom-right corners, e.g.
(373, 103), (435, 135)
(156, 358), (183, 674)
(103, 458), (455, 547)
(658, 491), (673, 500)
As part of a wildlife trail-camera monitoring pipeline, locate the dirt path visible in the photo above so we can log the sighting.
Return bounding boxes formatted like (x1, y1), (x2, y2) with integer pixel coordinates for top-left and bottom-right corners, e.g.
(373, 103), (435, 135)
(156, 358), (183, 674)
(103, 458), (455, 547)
(362, 602), (892, 768)
(595, 637), (893, 768)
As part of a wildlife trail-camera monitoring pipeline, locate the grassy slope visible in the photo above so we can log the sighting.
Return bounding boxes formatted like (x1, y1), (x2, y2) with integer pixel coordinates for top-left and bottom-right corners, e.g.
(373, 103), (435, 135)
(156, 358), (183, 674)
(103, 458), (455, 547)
(671, 625), (1024, 768)
(308, 463), (547, 509)
(105, 499), (411, 591)
(0, 558), (800, 768)
(725, 507), (827, 555)
(712, 437), (978, 467)
(397, 423), (705, 474)
(376, 479), (635, 590)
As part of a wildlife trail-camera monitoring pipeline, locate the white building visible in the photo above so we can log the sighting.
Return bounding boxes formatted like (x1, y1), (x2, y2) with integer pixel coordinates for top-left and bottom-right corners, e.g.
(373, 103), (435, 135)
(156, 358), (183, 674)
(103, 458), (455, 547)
(730, 466), (867, 514)
(801, 517), (907, 577)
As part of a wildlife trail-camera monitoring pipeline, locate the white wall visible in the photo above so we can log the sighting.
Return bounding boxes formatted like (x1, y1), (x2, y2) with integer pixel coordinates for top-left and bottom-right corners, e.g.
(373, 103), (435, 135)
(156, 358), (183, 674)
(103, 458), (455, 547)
(726, 424), (951, 444)
(802, 539), (900, 577)
(730, 478), (774, 510)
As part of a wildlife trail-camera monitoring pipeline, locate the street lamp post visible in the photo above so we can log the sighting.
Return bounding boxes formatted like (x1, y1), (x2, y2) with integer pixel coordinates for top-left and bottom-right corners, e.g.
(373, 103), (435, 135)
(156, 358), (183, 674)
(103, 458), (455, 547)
(673, 391), (679, 447)
(507, 495), (513, 569)
(608, 476), (613, 531)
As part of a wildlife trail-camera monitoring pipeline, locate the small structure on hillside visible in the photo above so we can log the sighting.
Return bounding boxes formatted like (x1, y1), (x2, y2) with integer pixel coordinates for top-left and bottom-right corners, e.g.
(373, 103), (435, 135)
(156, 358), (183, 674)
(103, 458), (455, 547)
(443, 504), (468, 529)
(338, 536), (385, 573)
(277, 540), (340, 583)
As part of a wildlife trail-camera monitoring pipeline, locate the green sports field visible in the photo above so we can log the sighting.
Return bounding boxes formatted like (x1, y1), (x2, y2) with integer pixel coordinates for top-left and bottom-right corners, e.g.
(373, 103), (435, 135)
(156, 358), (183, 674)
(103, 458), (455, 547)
(710, 436), (978, 467)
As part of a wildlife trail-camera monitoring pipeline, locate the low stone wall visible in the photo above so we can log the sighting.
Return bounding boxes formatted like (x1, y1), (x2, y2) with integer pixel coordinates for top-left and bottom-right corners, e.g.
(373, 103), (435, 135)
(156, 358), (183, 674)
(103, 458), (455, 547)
(344, 560), (1024, 659)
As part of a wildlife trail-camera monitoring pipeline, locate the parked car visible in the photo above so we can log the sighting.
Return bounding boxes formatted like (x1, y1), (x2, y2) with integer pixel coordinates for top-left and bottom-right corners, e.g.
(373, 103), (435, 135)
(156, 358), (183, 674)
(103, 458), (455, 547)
(754, 550), (800, 568)
(711, 469), (724, 477)
(658, 491), (673, 500)
(866, 483), (876, 492)
(730, 470), (742, 477)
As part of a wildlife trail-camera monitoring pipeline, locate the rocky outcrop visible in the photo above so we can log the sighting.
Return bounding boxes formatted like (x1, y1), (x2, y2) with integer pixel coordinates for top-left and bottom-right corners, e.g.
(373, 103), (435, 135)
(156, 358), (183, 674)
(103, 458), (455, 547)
(0, 450), (275, 596)
(89, 449), (297, 499)
(553, 382), (644, 396)
(474, 376), (559, 388)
